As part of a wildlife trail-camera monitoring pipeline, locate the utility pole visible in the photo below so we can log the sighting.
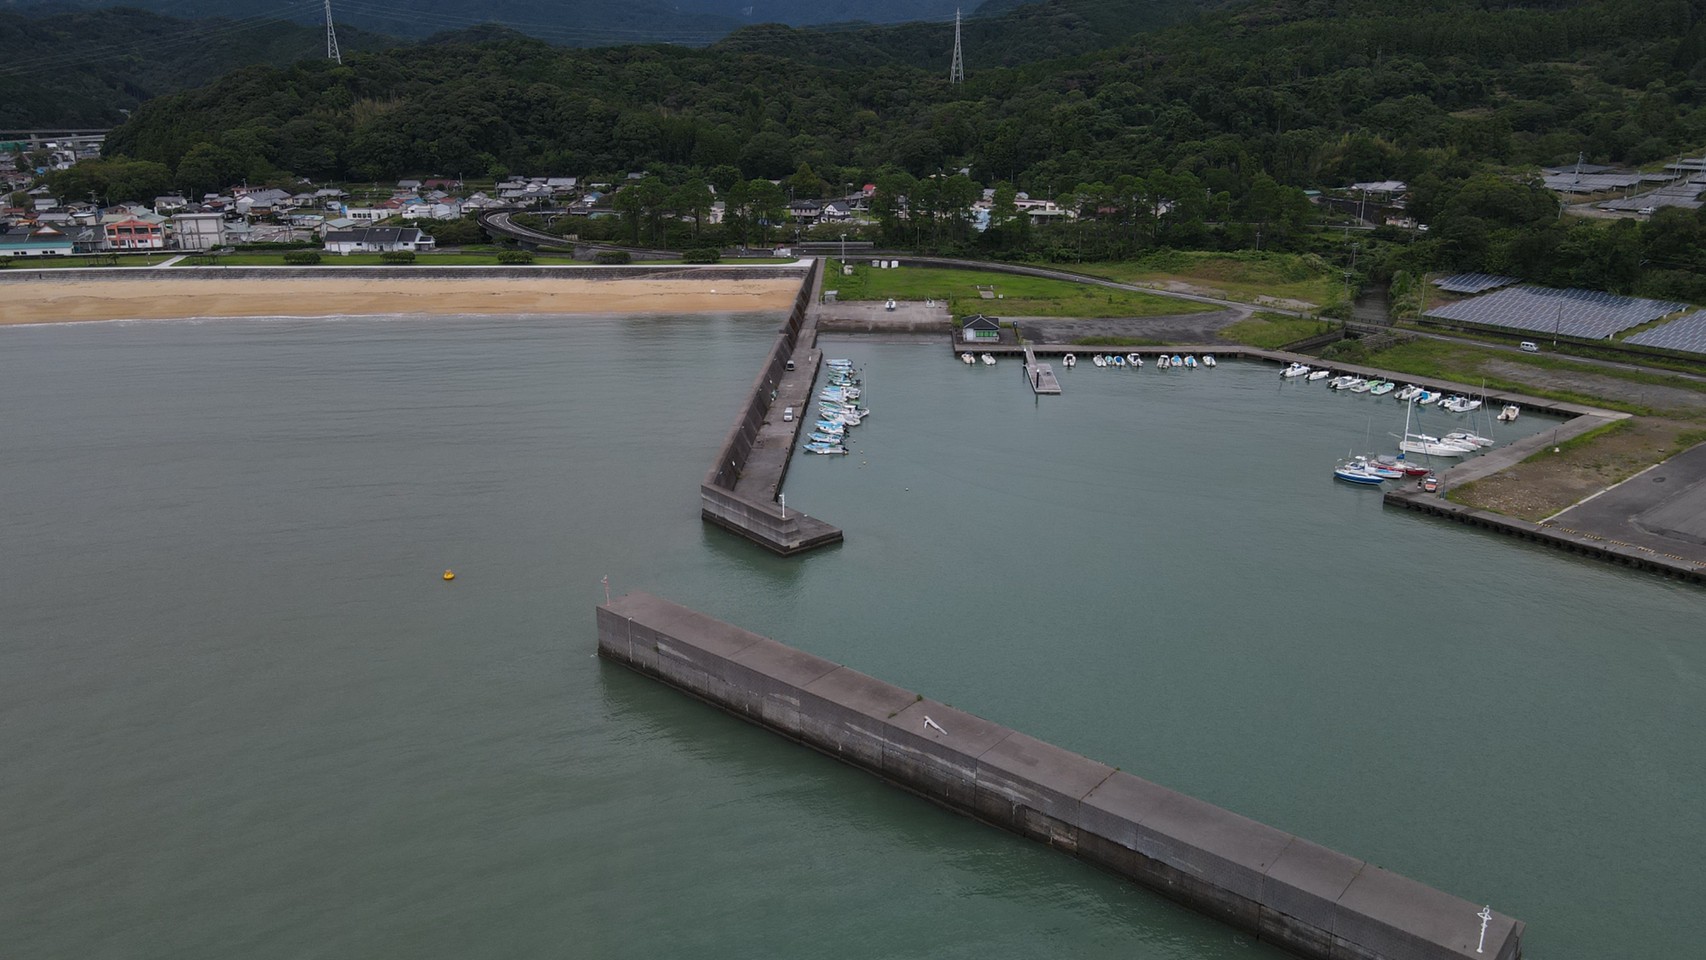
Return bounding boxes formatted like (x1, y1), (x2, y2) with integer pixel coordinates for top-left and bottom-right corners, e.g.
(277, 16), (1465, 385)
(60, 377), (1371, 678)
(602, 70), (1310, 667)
(325, 0), (342, 65)
(949, 9), (965, 84)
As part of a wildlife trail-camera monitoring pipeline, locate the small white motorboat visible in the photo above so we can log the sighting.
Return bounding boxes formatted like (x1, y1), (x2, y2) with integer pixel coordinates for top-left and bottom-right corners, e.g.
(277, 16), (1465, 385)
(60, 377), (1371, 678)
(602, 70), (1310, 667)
(1281, 362), (1311, 378)
(961, 353), (975, 364)
(1092, 354), (1106, 367)
(1183, 355), (1198, 368)
(1126, 353), (1143, 367)
(1441, 396), (1483, 413)
(1498, 404), (1521, 422)
(1394, 385), (1421, 401)
(803, 441), (849, 455)
(1327, 375), (1355, 390)
(1306, 368), (1331, 381)
(1203, 355), (1217, 368)
(1368, 381), (1395, 396)
(1170, 355), (1184, 366)
(1112, 354), (1126, 367)
(1157, 354), (1171, 368)
(1348, 379), (1373, 393)
(980, 353), (996, 366)
(1415, 390), (1440, 405)
(1063, 353), (1077, 368)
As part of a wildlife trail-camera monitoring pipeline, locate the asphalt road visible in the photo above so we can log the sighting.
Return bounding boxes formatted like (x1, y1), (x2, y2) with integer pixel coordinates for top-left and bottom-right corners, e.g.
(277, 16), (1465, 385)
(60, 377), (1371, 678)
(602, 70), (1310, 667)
(1551, 441), (1706, 560)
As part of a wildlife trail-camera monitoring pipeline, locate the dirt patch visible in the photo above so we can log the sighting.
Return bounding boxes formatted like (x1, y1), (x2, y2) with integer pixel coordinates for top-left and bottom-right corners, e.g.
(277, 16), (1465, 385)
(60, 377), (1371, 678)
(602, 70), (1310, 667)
(1013, 307), (1248, 345)
(1450, 417), (1703, 520)
(1482, 359), (1706, 416)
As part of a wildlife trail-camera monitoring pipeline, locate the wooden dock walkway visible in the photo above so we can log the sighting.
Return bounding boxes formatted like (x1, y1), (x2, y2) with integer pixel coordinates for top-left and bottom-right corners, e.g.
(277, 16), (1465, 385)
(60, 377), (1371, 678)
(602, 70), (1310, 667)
(1022, 345), (1061, 395)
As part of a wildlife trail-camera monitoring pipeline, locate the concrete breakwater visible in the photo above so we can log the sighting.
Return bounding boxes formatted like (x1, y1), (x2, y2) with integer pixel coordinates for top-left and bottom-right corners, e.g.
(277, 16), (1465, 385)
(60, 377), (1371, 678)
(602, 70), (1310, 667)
(699, 258), (842, 555)
(597, 592), (1525, 960)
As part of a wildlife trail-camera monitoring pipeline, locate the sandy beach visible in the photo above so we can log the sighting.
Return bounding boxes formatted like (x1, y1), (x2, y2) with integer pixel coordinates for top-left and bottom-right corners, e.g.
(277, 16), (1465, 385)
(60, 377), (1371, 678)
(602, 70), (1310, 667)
(0, 274), (804, 324)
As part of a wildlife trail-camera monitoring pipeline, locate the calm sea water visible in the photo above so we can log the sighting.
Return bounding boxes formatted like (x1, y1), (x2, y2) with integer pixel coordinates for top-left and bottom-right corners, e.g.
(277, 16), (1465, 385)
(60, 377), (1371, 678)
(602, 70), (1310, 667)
(1, 316), (1699, 959)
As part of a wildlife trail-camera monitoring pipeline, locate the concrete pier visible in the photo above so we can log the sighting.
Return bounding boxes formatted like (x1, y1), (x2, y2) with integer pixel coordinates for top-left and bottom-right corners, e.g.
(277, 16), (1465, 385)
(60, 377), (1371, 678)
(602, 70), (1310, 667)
(597, 592), (1526, 960)
(1021, 345), (1061, 395)
(700, 259), (842, 555)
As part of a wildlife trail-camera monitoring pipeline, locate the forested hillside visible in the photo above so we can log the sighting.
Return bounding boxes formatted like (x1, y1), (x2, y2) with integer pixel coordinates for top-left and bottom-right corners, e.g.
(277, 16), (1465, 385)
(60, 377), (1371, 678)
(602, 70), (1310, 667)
(0, 7), (393, 126)
(8, 0), (984, 41)
(79, 0), (1706, 300)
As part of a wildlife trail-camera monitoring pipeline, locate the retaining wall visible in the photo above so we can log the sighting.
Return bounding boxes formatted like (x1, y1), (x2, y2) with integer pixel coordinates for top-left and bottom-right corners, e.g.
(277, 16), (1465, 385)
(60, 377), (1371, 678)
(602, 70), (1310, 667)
(0, 264), (810, 284)
(597, 592), (1525, 960)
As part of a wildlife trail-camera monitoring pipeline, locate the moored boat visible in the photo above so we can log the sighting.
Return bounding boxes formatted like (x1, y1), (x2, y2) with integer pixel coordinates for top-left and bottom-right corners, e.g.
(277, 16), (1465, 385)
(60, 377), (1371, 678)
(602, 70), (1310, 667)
(803, 441), (849, 455)
(1170, 354), (1184, 366)
(1063, 353), (1077, 368)
(1348, 378), (1373, 393)
(960, 352), (975, 364)
(1282, 362), (1311, 378)
(1306, 368), (1332, 381)
(1203, 354), (1218, 367)
(1498, 404), (1521, 421)
(1368, 381), (1395, 396)
(1333, 459), (1387, 485)
(1126, 353), (1143, 367)
(981, 353), (997, 365)
(1112, 354), (1126, 367)
(1184, 355), (1199, 368)
(1157, 354), (1170, 369)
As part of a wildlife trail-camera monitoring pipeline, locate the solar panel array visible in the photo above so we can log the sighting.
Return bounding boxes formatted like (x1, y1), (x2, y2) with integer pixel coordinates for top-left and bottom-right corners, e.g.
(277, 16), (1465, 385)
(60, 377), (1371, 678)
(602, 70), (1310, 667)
(1626, 310), (1706, 356)
(1423, 286), (1687, 339)
(1543, 172), (1649, 193)
(1432, 273), (1519, 294)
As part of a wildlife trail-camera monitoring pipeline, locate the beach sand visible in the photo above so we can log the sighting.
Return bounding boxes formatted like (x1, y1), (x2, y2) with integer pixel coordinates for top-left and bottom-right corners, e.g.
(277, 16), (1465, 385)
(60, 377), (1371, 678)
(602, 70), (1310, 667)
(0, 275), (804, 324)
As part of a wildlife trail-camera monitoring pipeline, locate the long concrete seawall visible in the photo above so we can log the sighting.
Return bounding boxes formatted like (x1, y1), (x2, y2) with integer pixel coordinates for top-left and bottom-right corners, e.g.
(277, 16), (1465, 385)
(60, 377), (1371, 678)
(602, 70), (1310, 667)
(0, 263), (811, 283)
(597, 592), (1525, 960)
(699, 258), (842, 555)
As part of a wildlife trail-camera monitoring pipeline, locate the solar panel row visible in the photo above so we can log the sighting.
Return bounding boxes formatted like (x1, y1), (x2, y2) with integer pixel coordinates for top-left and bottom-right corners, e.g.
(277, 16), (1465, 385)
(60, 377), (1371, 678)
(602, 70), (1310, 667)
(1423, 286), (1686, 339)
(1626, 310), (1706, 356)
(1432, 273), (1519, 294)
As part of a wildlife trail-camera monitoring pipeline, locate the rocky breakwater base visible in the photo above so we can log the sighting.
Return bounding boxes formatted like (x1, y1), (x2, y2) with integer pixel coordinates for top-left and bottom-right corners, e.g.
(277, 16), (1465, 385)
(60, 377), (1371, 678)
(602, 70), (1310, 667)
(597, 592), (1525, 960)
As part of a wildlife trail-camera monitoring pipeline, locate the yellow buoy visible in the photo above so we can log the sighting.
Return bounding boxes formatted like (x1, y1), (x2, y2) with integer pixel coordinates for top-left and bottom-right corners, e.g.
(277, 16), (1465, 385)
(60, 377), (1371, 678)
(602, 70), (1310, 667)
(442, 570), (455, 581)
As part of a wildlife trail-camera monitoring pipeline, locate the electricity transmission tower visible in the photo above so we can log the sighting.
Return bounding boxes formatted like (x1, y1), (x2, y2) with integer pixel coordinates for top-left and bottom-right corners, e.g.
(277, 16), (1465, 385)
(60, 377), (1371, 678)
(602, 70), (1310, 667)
(949, 8), (964, 84)
(325, 0), (342, 65)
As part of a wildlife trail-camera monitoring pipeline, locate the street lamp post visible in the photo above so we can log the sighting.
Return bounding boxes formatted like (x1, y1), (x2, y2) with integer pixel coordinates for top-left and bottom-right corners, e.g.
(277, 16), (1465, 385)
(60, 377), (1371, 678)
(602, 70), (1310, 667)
(840, 232), (846, 264)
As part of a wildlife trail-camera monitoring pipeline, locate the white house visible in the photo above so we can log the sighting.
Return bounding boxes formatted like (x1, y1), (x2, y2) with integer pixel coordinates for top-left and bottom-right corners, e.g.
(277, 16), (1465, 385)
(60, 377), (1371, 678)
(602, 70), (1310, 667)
(960, 314), (1001, 343)
(324, 226), (436, 254)
(0, 225), (75, 256)
(172, 212), (226, 251)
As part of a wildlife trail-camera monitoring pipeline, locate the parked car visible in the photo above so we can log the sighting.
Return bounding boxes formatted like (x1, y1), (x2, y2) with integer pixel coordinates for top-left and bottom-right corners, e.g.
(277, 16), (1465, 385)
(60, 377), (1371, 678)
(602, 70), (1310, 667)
(782, 406), (794, 422)
(1519, 341), (1539, 352)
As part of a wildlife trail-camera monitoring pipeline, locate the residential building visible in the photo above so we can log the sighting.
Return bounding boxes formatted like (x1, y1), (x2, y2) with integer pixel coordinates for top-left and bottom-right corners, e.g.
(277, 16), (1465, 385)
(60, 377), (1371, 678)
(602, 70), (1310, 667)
(0, 225), (76, 256)
(324, 226), (436, 254)
(101, 217), (166, 251)
(172, 212), (226, 250)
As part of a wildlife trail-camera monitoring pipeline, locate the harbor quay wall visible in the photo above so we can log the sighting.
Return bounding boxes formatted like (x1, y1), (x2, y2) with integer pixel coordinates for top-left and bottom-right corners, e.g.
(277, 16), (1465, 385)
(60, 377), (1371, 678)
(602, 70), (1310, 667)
(596, 591), (1526, 960)
(699, 259), (842, 555)
(1382, 489), (1706, 585)
(0, 264), (811, 284)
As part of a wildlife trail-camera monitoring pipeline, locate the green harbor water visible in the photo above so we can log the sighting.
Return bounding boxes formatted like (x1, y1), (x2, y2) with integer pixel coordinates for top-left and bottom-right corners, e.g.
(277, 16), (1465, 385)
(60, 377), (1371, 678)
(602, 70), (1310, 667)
(1, 314), (1700, 959)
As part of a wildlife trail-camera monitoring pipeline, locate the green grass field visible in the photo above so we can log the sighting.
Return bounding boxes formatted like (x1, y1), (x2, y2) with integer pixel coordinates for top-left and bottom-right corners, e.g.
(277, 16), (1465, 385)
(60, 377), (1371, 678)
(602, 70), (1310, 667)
(3, 254), (178, 268)
(827, 260), (1209, 318)
(1219, 313), (1335, 349)
(1072, 251), (1343, 309)
(1358, 339), (1706, 416)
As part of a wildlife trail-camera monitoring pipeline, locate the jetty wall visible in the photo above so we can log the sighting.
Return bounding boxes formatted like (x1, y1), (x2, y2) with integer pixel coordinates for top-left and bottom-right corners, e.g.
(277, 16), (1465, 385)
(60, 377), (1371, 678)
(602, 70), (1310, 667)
(597, 592), (1525, 960)
(699, 258), (842, 555)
